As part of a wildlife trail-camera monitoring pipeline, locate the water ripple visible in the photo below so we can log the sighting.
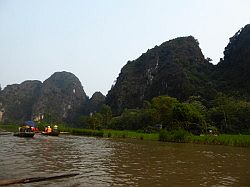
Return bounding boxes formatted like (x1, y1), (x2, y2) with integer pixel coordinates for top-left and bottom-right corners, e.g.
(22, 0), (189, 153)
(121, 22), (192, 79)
(0, 135), (250, 186)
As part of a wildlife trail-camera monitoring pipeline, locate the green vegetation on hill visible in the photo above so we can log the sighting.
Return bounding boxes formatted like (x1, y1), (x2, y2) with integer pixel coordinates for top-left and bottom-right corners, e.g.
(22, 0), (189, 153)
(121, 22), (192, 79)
(215, 24), (250, 99)
(106, 36), (215, 115)
(74, 94), (250, 135)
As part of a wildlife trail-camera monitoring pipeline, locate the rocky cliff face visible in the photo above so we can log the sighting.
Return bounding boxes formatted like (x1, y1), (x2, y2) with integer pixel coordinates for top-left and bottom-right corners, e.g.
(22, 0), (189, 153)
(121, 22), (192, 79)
(32, 71), (88, 123)
(215, 24), (250, 98)
(106, 36), (215, 115)
(86, 92), (105, 114)
(0, 80), (42, 123)
(0, 71), (101, 124)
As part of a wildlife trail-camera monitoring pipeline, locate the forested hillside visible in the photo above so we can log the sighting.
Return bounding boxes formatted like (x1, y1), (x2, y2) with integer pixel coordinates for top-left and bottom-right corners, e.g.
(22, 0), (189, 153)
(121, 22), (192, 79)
(215, 24), (250, 99)
(106, 36), (216, 115)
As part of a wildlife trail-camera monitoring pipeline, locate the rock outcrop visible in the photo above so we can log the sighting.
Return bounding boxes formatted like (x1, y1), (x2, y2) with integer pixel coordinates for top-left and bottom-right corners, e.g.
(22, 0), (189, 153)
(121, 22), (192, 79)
(106, 36), (215, 115)
(215, 24), (250, 99)
(86, 92), (105, 114)
(32, 71), (88, 123)
(0, 81), (42, 123)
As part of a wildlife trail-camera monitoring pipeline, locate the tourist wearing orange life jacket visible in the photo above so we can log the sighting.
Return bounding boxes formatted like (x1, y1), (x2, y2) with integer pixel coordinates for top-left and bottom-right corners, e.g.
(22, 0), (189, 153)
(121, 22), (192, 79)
(47, 126), (52, 133)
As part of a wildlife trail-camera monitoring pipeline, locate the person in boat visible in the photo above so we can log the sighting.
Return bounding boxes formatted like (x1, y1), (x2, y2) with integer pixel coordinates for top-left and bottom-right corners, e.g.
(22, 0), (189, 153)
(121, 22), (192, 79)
(19, 125), (32, 132)
(53, 125), (58, 132)
(47, 126), (52, 133)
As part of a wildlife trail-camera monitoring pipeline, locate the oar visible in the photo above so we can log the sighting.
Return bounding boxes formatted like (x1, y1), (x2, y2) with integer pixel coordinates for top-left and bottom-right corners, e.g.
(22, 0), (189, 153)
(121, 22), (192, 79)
(0, 173), (79, 186)
(0, 132), (11, 135)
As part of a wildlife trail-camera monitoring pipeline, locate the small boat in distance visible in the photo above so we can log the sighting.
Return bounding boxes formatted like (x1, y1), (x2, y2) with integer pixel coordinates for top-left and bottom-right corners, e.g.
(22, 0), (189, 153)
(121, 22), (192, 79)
(13, 125), (35, 137)
(41, 131), (60, 136)
(41, 125), (60, 136)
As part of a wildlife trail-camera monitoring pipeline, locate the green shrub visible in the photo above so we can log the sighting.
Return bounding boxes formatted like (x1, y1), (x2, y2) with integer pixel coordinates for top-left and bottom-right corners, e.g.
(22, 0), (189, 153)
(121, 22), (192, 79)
(107, 132), (112, 138)
(159, 129), (191, 143)
(71, 128), (104, 137)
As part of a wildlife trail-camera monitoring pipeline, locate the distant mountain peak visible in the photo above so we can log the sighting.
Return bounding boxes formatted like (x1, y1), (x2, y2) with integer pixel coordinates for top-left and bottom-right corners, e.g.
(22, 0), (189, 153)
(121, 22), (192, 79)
(32, 71), (88, 123)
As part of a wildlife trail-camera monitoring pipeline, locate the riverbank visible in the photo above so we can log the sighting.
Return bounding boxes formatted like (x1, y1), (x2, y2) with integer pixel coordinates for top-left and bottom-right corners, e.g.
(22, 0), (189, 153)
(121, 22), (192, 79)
(191, 134), (250, 147)
(1, 125), (250, 147)
(0, 124), (18, 132)
(58, 126), (159, 141)
(159, 129), (250, 148)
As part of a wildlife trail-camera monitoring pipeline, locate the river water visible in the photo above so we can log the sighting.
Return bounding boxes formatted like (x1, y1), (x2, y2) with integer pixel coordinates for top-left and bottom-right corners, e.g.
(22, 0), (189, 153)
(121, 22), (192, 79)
(0, 134), (249, 186)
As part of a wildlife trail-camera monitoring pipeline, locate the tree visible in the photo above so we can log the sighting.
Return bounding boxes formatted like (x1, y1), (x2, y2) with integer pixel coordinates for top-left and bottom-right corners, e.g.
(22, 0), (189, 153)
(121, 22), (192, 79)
(109, 116), (122, 130)
(206, 57), (212, 63)
(88, 113), (102, 130)
(172, 103), (205, 134)
(75, 115), (89, 128)
(151, 96), (179, 128)
(208, 94), (250, 133)
(120, 109), (141, 130)
(100, 104), (112, 128)
(140, 108), (159, 129)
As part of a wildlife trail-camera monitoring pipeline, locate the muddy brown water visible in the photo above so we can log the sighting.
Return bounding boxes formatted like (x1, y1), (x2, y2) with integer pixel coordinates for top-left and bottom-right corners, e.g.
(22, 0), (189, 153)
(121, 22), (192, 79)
(0, 134), (249, 186)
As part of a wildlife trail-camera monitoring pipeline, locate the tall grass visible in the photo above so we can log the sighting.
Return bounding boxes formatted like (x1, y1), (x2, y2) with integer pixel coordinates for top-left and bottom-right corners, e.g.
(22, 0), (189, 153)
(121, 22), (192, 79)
(191, 134), (250, 147)
(159, 129), (250, 147)
(0, 124), (18, 132)
(159, 129), (192, 143)
(70, 128), (104, 137)
(103, 130), (159, 141)
(59, 127), (159, 140)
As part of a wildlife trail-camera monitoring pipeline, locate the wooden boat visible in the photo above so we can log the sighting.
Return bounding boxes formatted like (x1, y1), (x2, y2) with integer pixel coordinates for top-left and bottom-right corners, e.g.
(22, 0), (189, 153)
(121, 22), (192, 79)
(13, 125), (35, 137)
(13, 131), (35, 137)
(41, 131), (60, 136)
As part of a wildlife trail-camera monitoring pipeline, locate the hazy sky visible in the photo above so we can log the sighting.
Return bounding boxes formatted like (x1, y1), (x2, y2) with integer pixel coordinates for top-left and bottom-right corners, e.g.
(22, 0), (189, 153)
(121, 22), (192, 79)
(0, 0), (249, 96)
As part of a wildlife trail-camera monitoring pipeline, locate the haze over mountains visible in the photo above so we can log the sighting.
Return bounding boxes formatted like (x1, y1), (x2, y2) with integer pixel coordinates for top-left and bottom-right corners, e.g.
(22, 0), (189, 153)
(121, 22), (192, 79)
(0, 24), (249, 124)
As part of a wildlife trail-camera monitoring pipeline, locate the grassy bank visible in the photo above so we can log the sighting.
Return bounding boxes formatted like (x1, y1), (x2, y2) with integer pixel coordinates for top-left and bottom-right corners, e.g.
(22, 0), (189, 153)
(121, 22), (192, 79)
(102, 129), (159, 140)
(191, 134), (250, 147)
(0, 124), (18, 132)
(50, 126), (250, 147)
(59, 126), (159, 140)
(159, 129), (250, 147)
(1, 124), (250, 147)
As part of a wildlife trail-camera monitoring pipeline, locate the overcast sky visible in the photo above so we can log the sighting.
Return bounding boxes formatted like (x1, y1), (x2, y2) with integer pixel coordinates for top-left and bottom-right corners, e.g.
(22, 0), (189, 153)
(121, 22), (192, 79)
(0, 0), (249, 96)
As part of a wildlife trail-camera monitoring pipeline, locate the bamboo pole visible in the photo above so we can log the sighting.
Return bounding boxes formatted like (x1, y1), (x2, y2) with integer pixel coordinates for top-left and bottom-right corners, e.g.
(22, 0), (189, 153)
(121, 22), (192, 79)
(0, 173), (79, 186)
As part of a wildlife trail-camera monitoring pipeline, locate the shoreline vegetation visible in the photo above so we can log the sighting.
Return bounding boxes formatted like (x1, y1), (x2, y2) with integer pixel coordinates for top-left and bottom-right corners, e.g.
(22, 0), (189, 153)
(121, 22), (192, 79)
(1, 125), (250, 148)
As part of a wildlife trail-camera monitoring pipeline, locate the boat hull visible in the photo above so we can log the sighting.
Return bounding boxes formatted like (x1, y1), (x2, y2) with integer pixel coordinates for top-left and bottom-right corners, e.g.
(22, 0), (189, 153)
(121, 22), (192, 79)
(41, 131), (60, 136)
(13, 132), (35, 137)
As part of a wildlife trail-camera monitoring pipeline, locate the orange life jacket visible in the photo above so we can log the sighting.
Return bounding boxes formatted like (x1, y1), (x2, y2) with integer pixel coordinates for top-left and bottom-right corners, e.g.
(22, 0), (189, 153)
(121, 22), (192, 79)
(47, 127), (52, 133)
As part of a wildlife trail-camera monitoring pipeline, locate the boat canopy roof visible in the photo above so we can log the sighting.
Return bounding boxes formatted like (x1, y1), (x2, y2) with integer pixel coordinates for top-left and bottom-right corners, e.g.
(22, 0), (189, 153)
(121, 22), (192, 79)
(24, 121), (36, 127)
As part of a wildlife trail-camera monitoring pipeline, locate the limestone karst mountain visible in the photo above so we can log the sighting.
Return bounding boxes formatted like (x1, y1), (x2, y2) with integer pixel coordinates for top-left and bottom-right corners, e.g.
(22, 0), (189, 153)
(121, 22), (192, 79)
(106, 36), (215, 115)
(0, 80), (42, 123)
(86, 92), (105, 114)
(32, 71), (88, 123)
(215, 24), (250, 99)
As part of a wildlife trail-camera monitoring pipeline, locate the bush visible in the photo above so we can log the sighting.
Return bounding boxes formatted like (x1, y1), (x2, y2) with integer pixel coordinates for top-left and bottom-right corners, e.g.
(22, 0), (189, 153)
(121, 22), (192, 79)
(71, 128), (104, 137)
(159, 129), (192, 143)
(107, 132), (112, 138)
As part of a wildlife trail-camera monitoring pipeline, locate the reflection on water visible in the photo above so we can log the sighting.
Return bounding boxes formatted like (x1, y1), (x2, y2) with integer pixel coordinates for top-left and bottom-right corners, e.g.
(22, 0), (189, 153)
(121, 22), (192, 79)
(0, 134), (250, 186)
